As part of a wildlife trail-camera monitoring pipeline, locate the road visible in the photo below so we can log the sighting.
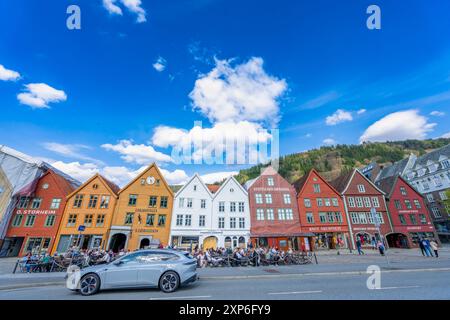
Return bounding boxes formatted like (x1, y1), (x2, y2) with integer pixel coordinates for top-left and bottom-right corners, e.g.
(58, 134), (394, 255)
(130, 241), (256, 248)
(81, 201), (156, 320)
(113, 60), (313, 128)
(1, 267), (450, 300)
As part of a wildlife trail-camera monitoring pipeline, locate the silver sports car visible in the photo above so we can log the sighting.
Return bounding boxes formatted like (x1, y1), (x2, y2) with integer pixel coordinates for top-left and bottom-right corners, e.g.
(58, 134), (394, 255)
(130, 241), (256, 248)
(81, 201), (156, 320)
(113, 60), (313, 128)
(66, 249), (198, 296)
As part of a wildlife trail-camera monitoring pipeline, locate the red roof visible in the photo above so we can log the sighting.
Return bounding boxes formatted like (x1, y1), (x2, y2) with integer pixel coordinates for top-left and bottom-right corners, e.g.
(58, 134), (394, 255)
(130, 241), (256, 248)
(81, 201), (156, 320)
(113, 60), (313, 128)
(206, 184), (220, 194)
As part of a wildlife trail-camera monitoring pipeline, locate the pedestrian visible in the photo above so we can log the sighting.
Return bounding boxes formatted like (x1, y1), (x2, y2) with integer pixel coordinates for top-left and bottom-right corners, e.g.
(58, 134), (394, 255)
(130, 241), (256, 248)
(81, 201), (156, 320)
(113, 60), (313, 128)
(430, 240), (439, 258)
(371, 236), (377, 250)
(423, 239), (433, 257)
(418, 239), (426, 256)
(356, 239), (364, 255)
(377, 240), (385, 256)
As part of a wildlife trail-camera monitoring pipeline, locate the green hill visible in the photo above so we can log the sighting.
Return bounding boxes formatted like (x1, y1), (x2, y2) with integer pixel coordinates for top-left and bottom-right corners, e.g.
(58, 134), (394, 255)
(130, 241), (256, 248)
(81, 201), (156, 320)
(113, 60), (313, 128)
(235, 138), (450, 184)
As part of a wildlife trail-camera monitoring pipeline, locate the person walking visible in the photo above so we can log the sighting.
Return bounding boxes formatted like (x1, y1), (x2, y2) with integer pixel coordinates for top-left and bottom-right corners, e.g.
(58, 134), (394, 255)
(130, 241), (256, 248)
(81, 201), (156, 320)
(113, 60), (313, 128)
(371, 236), (377, 250)
(424, 239), (434, 257)
(356, 239), (364, 255)
(418, 239), (426, 256)
(429, 239), (439, 258)
(377, 240), (385, 256)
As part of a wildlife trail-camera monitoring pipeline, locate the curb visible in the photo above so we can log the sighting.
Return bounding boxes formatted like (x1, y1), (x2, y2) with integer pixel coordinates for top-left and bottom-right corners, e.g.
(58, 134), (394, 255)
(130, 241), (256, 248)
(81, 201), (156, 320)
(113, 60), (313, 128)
(0, 281), (64, 291)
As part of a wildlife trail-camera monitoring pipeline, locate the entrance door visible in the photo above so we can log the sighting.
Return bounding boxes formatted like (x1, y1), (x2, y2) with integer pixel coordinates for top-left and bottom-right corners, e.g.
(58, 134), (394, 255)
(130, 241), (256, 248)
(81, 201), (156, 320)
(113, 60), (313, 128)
(140, 238), (150, 249)
(109, 233), (127, 253)
(203, 236), (218, 250)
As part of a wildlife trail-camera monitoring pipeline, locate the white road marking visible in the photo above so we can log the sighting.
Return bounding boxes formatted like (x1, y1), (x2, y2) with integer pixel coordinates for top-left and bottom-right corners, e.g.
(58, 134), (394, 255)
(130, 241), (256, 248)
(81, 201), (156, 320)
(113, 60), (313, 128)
(149, 295), (212, 300)
(374, 285), (420, 290)
(268, 290), (322, 295)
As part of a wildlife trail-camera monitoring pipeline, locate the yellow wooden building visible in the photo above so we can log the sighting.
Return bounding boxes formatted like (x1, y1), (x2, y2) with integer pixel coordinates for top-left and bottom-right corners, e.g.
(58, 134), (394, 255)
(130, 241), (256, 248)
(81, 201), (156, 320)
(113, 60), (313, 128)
(106, 163), (174, 252)
(52, 174), (120, 254)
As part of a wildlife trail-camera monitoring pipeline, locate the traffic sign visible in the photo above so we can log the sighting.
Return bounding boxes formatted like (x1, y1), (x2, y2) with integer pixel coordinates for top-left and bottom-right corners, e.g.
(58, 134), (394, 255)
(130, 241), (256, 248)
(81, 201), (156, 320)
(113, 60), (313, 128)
(78, 225), (85, 232)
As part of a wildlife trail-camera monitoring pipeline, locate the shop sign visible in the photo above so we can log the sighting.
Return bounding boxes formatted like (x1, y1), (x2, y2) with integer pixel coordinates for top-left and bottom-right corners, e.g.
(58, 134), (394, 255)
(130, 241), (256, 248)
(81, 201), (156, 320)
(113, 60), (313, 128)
(16, 209), (56, 215)
(134, 228), (158, 233)
(307, 226), (345, 232)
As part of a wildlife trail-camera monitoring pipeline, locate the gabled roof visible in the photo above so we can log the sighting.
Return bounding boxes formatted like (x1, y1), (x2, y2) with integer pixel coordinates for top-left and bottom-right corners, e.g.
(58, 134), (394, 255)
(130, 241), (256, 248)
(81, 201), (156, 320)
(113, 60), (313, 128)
(118, 163), (173, 196)
(376, 156), (411, 181)
(206, 184), (220, 194)
(376, 174), (420, 199)
(214, 175), (248, 198)
(294, 169), (342, 197)
(174, 173), (213, 198)
(331, 169), (386, 195)
(243, 166), (290, 191)
(67, 173), (120, 199)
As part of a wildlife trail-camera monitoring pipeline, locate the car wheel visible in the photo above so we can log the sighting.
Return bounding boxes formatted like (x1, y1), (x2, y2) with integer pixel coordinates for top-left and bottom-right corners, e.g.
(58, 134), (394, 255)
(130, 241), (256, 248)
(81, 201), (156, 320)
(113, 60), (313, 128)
(159, 271), (180, 293)
(79, 273), (100, 296)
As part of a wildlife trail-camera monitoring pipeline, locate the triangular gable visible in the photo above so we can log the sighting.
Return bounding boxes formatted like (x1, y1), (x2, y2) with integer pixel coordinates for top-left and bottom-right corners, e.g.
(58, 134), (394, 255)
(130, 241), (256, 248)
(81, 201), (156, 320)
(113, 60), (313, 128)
(174, 173), (213, 199)
(118, 163), (174, 197)
(66, 174), (119, 200)
(214, 175), (248, 198)
(343, 169), (386, 195)
(296, 169), (342, 197)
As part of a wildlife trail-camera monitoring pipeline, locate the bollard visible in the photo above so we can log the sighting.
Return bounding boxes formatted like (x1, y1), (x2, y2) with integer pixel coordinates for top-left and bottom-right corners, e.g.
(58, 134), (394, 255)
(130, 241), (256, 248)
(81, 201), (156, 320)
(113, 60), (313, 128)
(314, 253), (318, 264)
(12, 260), (19, 274)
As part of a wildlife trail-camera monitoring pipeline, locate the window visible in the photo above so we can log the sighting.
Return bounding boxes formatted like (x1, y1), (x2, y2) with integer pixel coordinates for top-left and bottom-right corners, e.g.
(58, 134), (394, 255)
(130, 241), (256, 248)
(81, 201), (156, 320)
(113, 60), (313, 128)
(256, 209), (265, 220)
(266, 208), (274, 220)
(218, 217), (225, 229)
(149, 196), (157, 208)
(281, 194), (290, 205)
(12, 214), (23, 227)
(67, 214), (77, 227)
(348, 197), (355, 207)
(238, 202), (245, 212)
(426, 194), (434, 202)
(319, 212), (327, 223)
(199, 215), (206, 227)
(439, 191), (448, 201)
(44, 215), (56, 227)
(176, 215), (183, 226)
(399, 215), (406, 225)
(306, 212), (314, 224)
(87, 195), (98, 208)
(327, 212), (335, 223)
(125, 213), (134, 225)
(317, 198), (323, 207)
(265, 194), (272, 204)
(404, 200), (412, 209)
(419, 214), (427, 224)
(158, 215), (166, 226)
(31, 198), (42, 209)
(334, 212), (343, 223)
(84, 214), (93, 226)
(201, 199), (206, 209)
(434, 176), (442, 187)
(409, 214), (417, 225)
(255, 194), (263, 204)
(187, 198), (193, 208)
(376, 212), (384, 224)
(358, 212), (368, 224)
(179, 198), (184, 208)
(24, 215), (36, 227)
(219, 201), (225, 212)
(98, 196), (109, 209)
(146, 214), (155, 226)
(50, 198), (62, 209)
(431, 207), (441, 218)
(160, 196), (168, 208)
(304, 198), (311, 208)
(351, 212), (359, 224)
(230, 218), (236, 228)
(394, 200), (402, 209)
(332, 198), (339, 207)
(96, 215), (105, 227)
(400, 186), (407, 196)
(356, 197), (363, 208)
(185, 215), (192, 226)
(230, 202), (236, 212)
(267, 177), (274, 186)
(442, 159), (450, 169)
(193, 185), (197, 191)
(357, 184), (366, 193)
(278, 209), (286, 220)
(239, 218), (245, 228)
(363, 197), (371, 208)
(414, 199), (421, 209)
(17, 196), (30, 209)
(313, 184), (321, 193)
(286, 209), (294, 220)
(128, 194), (137, 206)
(367, 212), (374, 224)
(324, 198), (331, 207)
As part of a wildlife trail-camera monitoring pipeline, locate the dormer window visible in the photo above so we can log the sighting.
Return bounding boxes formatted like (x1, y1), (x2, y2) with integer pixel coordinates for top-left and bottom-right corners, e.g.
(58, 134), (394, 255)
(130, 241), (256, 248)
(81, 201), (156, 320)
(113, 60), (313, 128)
(442, 160), (450, 169)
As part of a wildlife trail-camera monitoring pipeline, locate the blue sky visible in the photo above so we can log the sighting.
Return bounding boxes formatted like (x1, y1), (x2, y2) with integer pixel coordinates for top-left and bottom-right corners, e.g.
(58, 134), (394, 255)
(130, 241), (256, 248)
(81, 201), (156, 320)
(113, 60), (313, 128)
(1, 0), (450, 185)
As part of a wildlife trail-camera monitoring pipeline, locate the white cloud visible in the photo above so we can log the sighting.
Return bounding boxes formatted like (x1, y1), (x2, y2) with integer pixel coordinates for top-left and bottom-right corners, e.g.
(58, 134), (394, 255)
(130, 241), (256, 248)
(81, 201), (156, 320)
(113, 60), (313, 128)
(189, 57), (287, 124)
(159, 169), (189, 185)
(298, 91), (341, 110)
(153, 57), (167, 72)
(441, 132), (450, 138)
(357, 108), (367, 115)
(430, 110), (445, 117)
(101, 139), (172, 165)
(200, 171), (238, 184)
(323, 138), (336, 146)
(0, 64), (20, 81)
(51, 161), (99, 182)
(17, 83), (67, 109)
(103, 0), (146, 23)
(325, 109), (353, 126)
(42, 142), (101, 163)
(359, 109), (436, 143)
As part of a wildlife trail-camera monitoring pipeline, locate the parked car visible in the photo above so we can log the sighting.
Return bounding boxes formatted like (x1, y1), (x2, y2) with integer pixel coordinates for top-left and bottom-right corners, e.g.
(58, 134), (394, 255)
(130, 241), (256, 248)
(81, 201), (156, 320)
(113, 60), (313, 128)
(66, 249), (198, 296)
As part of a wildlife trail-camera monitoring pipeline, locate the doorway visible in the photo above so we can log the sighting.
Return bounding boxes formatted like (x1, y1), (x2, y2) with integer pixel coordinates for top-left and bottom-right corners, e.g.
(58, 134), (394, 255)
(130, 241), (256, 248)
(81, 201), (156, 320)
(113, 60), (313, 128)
(109, 233), (127, 252)
(140, 238), (150, 249)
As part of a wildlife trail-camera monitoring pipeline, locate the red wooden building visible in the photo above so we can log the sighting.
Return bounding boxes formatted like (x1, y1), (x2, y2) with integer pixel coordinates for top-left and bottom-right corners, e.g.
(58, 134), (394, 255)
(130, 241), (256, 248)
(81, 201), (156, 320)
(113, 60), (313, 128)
(376, 175), (438, 248)
(294, 169), (351, 251)
(331, 169), (393, 249)
(245, 166), (303, 250)
(3, 170), (78, 256)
